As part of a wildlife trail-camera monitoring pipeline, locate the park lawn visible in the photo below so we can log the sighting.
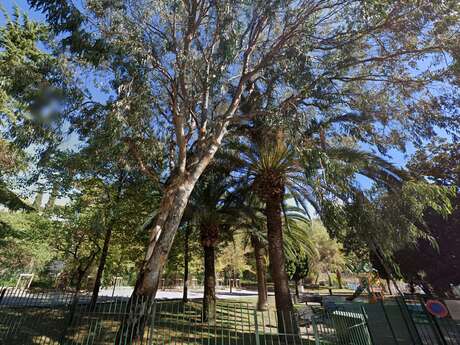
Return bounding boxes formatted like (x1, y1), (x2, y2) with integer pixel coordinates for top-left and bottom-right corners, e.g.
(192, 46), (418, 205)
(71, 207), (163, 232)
(215, 288), (354, 309)
(0, 298), (321, 345)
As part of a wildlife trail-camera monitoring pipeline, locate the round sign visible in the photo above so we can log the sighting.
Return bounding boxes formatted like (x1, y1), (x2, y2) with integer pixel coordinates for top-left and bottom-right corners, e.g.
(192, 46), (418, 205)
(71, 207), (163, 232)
(425, 300), (449, 318)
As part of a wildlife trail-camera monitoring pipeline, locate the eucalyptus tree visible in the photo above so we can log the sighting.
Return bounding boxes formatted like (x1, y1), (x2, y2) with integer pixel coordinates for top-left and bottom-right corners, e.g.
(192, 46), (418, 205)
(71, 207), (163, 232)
(28, 1), (460, 307)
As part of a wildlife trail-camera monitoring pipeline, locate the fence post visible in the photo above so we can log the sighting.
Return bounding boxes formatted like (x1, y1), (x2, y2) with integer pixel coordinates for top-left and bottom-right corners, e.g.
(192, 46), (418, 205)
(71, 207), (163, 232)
(253, 310), (260, 345)
(379, 299), (398, 344)
(360, 306), (375, 345)
(311, 318), (321, 345)
(148, 299), (157, 345)
(395, 296), (424, 345)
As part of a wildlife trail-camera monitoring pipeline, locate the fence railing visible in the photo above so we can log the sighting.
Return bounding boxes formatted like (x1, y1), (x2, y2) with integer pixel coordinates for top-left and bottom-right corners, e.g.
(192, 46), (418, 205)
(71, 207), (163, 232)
(1, 288), (459, 345)
(401, 295), (460, 345)
(0, 288), (320, 345)
(310, 295), (460, 345)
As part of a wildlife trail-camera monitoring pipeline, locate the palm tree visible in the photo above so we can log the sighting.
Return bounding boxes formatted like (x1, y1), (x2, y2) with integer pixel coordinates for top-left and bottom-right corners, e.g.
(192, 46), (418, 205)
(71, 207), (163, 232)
(185, 170), (242, 324)
(250, 231), (269, 310)
(237, 138), (305, 331)
(231, 127), (405, 332)
(241, 200), (316, 311)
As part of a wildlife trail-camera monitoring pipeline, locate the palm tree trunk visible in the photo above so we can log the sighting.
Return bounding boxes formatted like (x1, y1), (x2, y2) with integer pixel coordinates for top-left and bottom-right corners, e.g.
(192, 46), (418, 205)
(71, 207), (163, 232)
(251, 234), (268, 311)
(265, 193), (295, 334)
(203, 245), (216, 324)
(183, 227), (190, 303)
(201, 223), (219, 324)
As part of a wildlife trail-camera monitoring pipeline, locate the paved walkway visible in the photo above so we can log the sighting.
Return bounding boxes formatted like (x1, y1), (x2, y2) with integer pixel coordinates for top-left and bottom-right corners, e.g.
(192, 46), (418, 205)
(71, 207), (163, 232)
(99, 286), (261, 299)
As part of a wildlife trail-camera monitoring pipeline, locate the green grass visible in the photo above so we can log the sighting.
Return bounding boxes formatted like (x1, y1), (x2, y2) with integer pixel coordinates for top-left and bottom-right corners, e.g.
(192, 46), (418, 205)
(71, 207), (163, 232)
(215, 288), (354, 309)
(0, 299), (322, 345)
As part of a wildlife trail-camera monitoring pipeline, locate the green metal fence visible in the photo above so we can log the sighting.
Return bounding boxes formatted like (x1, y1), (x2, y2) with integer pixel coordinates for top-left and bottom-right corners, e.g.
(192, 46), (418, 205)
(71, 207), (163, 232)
(2, 288), (458, 345)
(0, 288), (323, 345)
(402, 295), (460, 345)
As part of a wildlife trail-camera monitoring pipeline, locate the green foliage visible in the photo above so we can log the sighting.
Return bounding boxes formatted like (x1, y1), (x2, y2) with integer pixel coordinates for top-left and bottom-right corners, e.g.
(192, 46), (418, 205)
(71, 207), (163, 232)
(216, 233), (251, 280)
(0, 8), (76, 153)
(286, 220), (346, 284)
(0, 181), (33, 211)
(0, 139), (26, 174)
(326, 181), (455, 261)
(392, 142), (460, 295)
(163, 226), (203, 283)
(282, 210), (316, 263)
(286, 255), (309, 283)
(408, 141), (460, 188)
(0, 8), (51, 119)
(308, 221), (345, 277)
(0, 211), (53, 285)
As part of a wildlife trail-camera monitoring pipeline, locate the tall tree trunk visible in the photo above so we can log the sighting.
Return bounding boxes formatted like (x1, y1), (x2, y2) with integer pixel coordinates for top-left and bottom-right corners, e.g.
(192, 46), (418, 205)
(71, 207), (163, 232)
(68, 255), (96, 326)
(68, 270), (85, 324)
(327, 272), (333, 295)
(117, 139), (223, 342)
(336, 270), (343, 289)
(90, 174), (124, 309)
(74, 269), (85, 294)
(386, 279), (393, 295)
(183, 227), (190, 303)
(136, 178), (196, 296)
(202, 245), (216, 324)
(90, 224), (113, 309)
(251, 234), (268, 311)
(116, 179), (196, 343)
(230, 269), (234, 294)
(201, 223), (219, 324)
(265, 193), (295, 334)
